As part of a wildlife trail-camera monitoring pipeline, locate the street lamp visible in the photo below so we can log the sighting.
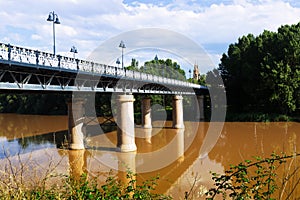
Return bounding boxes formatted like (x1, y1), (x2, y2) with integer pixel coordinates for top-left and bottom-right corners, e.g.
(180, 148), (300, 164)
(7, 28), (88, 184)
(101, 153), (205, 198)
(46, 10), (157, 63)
(119, 40), (126, 69)
(47, 11), (60, 55)
(116, 58), (120, 67)
(70, 46), (78, 59)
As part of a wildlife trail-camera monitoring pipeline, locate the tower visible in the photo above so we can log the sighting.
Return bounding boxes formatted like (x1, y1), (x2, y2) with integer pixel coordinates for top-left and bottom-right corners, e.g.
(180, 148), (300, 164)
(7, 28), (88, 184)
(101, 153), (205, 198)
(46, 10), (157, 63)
(193, 64), (200, 80)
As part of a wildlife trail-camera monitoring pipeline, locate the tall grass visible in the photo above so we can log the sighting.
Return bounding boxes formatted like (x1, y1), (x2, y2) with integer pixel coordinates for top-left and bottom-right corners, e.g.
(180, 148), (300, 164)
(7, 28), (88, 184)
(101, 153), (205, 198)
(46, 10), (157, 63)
(0, 149), (171, 200)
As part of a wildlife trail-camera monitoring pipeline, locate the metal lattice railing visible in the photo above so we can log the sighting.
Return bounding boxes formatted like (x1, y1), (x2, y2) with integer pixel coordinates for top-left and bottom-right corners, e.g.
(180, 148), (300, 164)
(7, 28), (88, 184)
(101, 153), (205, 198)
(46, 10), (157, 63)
(0, 42), (203, 89)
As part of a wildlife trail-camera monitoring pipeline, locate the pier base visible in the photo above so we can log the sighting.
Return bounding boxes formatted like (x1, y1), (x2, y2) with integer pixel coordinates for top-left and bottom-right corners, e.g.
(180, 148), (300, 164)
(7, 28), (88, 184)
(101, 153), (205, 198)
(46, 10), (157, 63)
(68, 99), (86, 150)
(172, 95), (185, 129)
(141, 97), (152, 129)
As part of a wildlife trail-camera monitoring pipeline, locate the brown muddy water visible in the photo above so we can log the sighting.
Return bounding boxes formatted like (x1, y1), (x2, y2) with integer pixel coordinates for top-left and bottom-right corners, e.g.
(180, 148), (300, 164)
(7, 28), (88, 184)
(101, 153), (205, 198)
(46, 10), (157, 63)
(0, 113), (299, 199)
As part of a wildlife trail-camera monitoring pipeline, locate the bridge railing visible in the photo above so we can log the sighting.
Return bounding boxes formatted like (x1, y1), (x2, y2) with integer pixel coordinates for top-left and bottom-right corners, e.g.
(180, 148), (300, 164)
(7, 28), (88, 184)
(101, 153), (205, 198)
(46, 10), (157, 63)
(0, 42), (202, 89)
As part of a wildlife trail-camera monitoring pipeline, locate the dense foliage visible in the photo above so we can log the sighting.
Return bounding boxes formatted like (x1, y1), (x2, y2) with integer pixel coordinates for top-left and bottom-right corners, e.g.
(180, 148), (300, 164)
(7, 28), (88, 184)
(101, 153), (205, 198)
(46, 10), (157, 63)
(187, 74), (206, 85)
(206, 153), (300, 199)
(219, 22), (300, 115)
(0, 93), (69, 115)
(126, 57), (186, 81)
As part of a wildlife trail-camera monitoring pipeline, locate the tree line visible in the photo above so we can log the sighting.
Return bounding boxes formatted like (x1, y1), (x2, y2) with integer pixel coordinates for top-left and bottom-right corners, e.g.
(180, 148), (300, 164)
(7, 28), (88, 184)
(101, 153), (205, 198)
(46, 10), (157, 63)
(127, 56), (186, 81)
(219, 22), (300, 117)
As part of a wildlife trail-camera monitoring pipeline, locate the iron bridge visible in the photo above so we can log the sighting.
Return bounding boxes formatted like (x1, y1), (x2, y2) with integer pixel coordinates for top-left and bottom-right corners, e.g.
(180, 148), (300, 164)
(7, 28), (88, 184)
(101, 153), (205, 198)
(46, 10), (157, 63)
(0, 43), (207, 95)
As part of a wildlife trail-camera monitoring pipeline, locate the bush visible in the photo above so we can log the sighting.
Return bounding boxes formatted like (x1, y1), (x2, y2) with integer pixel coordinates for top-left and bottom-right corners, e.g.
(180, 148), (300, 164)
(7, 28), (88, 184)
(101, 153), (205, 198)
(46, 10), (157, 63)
(206, 152), (300, 199)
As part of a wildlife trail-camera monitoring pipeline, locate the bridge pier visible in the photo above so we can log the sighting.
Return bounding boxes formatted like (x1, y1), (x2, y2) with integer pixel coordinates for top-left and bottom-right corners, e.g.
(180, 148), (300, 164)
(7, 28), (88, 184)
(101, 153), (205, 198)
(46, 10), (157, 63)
(141, 97), (152, 129)
(68, 99), (86, 150)
(197, 95), (205, 121)
(117, 94), (137, 152)
(172, 95), (185, 129)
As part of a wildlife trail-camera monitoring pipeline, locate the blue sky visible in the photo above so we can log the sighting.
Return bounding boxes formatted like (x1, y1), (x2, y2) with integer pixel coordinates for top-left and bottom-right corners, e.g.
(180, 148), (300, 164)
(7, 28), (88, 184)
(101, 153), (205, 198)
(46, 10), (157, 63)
(1, 0), (300, 73)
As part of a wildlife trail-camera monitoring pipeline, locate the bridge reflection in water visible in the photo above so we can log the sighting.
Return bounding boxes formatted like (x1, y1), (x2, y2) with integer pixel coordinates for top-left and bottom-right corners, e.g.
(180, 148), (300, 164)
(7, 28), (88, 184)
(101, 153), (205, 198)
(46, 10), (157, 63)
(0, 114), (300, 198)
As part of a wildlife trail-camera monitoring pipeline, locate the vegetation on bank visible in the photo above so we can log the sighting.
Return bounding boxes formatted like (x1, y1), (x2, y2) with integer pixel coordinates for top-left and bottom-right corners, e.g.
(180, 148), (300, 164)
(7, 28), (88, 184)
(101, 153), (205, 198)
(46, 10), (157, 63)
(206, 152), (300, 200)
(0, 93), (69, 115)
(218, 22), (300, 117)
(1, 152), (299, 199)
(224, 112), (297, 122)
(1, 147), (171, 199)
(0, 170), (171, 200)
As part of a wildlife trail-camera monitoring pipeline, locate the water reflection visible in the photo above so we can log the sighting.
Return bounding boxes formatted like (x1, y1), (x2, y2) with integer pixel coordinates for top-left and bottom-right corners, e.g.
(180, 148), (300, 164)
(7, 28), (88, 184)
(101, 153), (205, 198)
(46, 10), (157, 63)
(0, 114), (67, 139)
(69, 149), (88, 180)
(0, 114), (299, 199)
(208, 122), (300, 169)
(117, 152), (137, 186)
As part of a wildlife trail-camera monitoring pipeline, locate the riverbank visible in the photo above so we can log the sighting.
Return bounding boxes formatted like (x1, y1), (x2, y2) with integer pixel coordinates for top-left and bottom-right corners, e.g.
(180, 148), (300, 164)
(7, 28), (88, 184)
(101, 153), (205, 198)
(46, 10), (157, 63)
(225, 112), (300, 122)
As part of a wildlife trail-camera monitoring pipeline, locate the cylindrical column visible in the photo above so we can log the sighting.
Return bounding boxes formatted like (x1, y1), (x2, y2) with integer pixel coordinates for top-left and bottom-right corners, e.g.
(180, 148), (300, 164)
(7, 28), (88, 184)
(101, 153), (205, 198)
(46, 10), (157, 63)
(68, 99), (86, 150)
(172, 95), (185, 129)
(141, 97), (152, 129)
(117, 94), (137, 152)
(197, 95), (205, 121)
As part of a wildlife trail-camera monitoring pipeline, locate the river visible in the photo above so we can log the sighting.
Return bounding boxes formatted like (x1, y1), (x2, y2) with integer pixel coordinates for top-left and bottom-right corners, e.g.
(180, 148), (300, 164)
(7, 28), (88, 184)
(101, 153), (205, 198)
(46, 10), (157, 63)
(0, 113), (299, 199)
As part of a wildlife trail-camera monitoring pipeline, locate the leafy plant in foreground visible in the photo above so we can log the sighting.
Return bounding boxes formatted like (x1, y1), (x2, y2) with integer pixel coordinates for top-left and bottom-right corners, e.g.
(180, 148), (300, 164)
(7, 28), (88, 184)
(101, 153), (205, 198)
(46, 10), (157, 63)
(206, 152), (300, 199)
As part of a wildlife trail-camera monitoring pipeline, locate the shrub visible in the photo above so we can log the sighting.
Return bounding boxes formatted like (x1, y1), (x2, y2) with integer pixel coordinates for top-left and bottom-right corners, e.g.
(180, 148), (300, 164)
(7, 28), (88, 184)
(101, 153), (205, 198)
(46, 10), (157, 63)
(206, 152), (300, 199)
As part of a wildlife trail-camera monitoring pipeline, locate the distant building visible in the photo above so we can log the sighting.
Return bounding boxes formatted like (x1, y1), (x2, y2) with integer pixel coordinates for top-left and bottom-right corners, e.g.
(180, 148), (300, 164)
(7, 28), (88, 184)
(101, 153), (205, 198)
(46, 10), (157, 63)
(193, 64), (200, 80)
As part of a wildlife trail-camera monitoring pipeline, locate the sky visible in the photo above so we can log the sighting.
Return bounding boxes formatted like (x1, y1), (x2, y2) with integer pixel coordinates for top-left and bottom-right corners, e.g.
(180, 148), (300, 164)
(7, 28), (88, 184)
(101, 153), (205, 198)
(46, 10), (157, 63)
(1, 0), (300, 74)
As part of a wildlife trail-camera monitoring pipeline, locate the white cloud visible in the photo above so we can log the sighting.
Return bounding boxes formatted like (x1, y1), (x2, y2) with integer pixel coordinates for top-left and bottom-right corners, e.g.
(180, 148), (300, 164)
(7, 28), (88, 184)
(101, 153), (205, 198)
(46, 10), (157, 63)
(0, 0), (300, 72)
(31, 34), (42, 40)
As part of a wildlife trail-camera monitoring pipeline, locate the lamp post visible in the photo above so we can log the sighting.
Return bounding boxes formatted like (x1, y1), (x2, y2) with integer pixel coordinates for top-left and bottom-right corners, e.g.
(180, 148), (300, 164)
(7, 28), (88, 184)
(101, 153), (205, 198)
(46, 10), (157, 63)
(116, 58), (120, 67)
(47, 11), (60, 55)
(70, 46), (78, 59)
(119, 40), (126, 69)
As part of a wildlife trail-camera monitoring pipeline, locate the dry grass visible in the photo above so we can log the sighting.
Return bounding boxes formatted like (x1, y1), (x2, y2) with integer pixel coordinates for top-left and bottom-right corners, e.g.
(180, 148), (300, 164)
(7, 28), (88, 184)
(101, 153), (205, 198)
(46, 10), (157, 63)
(0, 148), (171, 200)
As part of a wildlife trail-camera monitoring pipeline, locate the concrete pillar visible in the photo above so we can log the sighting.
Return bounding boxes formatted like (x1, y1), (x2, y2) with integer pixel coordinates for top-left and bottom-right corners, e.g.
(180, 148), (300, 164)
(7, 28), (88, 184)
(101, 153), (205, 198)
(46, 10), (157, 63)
(197, 95), (205, 121)
(172, 95), (185, 129)
(141, 97), (152, 129)
(68, 99), (86, 150)
(117, 94), (137, 152)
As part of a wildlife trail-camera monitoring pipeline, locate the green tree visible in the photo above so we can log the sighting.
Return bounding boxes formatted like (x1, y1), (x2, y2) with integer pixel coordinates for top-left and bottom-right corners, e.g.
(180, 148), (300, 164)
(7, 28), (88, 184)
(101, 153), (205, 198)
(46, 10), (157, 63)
(140, 57), (186, 81)
(219, 22), (300, 115)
